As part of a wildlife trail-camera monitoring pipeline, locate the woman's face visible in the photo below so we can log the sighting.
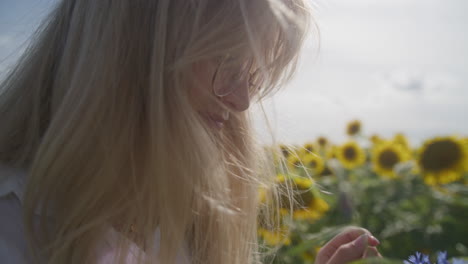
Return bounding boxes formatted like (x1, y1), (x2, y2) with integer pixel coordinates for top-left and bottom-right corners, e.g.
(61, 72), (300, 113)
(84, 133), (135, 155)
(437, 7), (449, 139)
(189, 59), (251, 131)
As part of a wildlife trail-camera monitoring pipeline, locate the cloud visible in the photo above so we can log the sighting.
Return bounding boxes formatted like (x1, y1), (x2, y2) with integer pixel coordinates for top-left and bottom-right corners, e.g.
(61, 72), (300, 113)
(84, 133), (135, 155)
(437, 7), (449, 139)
(379, 70), (458, 92)
(375, 69), (464, 105)
(380, 70), (425, 91)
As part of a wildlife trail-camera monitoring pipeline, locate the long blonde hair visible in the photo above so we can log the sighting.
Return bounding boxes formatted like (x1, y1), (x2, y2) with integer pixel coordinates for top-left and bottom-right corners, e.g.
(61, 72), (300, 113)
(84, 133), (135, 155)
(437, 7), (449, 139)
(0, 0), (312, 263)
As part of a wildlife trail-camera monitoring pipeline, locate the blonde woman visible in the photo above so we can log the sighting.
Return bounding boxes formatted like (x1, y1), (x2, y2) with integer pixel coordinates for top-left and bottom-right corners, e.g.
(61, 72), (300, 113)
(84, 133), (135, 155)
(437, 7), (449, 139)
(0, 0), (381, 263)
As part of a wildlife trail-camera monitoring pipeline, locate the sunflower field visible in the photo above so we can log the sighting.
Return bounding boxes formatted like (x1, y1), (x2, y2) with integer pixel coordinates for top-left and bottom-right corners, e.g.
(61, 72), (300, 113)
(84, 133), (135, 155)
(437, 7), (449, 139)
(258, 120), (468, 264)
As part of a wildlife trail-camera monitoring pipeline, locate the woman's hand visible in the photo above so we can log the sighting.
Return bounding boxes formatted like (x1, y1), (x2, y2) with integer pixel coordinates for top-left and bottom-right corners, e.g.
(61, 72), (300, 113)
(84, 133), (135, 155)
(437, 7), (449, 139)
(315, 226), (382, 264)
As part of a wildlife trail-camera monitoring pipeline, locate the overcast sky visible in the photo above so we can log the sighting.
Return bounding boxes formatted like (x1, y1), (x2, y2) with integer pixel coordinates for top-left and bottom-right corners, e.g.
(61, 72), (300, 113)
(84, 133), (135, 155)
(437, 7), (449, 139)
(254, 0), (468, 147)
(1, 0), (467, 148)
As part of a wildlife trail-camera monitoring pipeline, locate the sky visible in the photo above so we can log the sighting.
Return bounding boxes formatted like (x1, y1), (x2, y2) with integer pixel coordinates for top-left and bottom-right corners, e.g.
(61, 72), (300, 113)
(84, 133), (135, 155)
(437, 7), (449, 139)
(253, 0), (468, 147)
(1, 0), (467, 147)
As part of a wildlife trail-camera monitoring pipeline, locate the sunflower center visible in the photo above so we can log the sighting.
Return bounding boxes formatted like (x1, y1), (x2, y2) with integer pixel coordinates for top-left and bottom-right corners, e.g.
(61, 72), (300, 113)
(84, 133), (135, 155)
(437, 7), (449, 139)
(308, 160), (317, 168)
(318, 138), (327, 146)
(279, 181), (314, 210)
(296, 190), (315, 209)
(348, 123), (360, 135)
(344, 147), (357, 161)
(420, 140), (461, 171)
(378, 149), (399, 169)
(281, 148), (290, 158)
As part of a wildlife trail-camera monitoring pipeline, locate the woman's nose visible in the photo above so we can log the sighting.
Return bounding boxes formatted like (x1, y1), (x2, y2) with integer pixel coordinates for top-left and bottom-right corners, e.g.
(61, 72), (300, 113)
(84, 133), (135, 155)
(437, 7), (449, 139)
(220, 82), (250, 112)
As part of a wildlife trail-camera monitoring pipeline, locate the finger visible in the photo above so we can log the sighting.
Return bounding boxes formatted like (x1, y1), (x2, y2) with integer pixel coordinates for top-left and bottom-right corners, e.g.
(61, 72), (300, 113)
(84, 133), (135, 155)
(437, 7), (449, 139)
(315, 227), (379, 264)
(316, 227), (367, 263)
(325, 227), (379, 251)
(363, 246), (382, 258)
(327, 233), (369, 264)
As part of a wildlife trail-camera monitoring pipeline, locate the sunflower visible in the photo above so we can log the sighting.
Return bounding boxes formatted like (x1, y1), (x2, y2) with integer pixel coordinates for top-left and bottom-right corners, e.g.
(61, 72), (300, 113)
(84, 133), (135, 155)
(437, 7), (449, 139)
(257, 206), (291, 246)
(302, 153), (325, 176)
(372, 140), (411, 179)
(276, 175), (329, 221)
(303, 142), (316, 152)
(393, 133), (411, 152)
(417, 136), (468, 185)
(292, 197), (329, 221)
(287, 154), (303, 171)
(279, 144), (292, 158)
(319, 165), (333, 177)
(336, 141), (366, 169)
(257, 225), (291, 246)
(326, 145), (338, 160)
(370, 134), (383, 145)
(257, 178), (292, 246)
(275, 173), (313, 190)
(346, 120), (362, 136)
(257, 187), (267, 204)
(302, 246), (322, 263)
(315, 137), (330, 157)
(317, 137), (328, 147)
(300, 142), (318, 157)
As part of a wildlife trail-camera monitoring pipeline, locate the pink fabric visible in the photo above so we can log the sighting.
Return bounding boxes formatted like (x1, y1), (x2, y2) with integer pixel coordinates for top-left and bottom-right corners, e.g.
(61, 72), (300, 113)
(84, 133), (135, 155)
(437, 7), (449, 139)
(94, 226), (191, 264)
(94, 227), (146, 264)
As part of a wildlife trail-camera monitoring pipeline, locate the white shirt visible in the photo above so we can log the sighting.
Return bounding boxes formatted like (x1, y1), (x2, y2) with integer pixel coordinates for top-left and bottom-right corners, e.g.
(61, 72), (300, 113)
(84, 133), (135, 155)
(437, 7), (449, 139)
(0, 163), (191, 263)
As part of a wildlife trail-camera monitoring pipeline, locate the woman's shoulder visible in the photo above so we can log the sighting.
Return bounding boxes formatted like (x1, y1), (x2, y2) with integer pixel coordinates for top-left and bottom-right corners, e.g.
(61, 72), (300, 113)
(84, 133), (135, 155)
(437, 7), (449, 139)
(0, 163), (29, 222)
(0, 193), (31, 263)
(0, 163), (33, 263)
(0, 162), (28, 224)
(0, 163), (192, 264)
(0, 163), (27, 201)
